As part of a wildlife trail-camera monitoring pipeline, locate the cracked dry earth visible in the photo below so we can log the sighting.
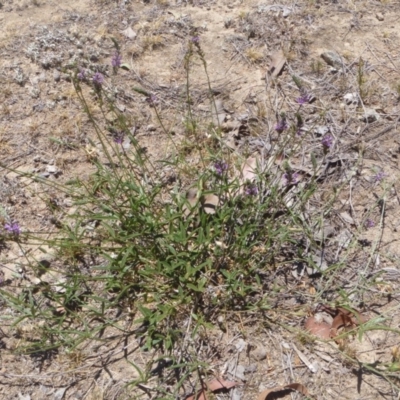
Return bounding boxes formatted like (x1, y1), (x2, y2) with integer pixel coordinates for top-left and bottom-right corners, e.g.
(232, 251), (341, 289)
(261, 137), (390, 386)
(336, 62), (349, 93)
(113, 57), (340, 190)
(1, 0), (400, 399)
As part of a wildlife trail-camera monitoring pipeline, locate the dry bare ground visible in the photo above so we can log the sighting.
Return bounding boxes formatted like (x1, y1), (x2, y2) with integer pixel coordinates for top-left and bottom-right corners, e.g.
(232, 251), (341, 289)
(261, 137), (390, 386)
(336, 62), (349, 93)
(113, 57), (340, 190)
(1, 0), (400, 399)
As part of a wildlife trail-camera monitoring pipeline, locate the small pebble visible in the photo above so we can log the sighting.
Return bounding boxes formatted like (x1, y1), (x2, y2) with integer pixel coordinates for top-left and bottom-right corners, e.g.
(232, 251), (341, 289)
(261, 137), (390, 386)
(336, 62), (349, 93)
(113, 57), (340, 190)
(321, 50), (342, 68)
(252, 346), (267, 361)
(360, 108), (380, 123)
(46, 165), (58, 174)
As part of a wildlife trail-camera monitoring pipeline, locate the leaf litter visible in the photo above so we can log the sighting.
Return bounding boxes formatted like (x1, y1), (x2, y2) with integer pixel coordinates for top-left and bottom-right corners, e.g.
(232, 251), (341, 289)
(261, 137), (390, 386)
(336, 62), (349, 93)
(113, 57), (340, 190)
(305, 304), (368, 340)
(257, 383), (308, 400)
(186, 378), (238, 400)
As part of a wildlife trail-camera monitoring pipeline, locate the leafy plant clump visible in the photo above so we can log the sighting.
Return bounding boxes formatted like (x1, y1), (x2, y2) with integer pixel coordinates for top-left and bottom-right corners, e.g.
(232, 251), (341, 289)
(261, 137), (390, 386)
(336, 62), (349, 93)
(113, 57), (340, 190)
(0, 36), (347, 395)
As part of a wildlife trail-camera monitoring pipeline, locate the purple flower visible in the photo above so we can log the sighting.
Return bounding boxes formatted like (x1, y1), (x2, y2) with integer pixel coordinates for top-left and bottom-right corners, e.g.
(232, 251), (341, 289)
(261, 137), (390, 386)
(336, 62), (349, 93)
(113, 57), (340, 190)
(275, 119), (288, 133)
(321, 134), (333, 149)
(113, 132), (124, 144)
(245, 184), (258, 196)
(4, 222), (20, 236)
(146, 94), (158, 106)
(190, 36), (200, 43)
(111, 52), (122, 68)
(92, 72), (104, 87)
(77, 68), (86, 81)
(296, 92), (312, 105)
(373, 171), (387, 183)
(283, 172), (299, 186)
(214, 160), (228, 176)
(365, 219), (375, 229)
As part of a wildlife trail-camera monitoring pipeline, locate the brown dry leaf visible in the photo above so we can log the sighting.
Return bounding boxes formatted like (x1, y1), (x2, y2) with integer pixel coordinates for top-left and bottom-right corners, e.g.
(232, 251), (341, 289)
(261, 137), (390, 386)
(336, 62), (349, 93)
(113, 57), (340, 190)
(207, 378), (238, 391)
(330, 313), (353, 338)
(187, 378), (238, 400)
(258, 383), (308, 400)
(308, 305), (369, 339)
(268, 50), (286, 78)
(304, 317), (331, 339)
(241, 156), (258, 182)
(337, 307), (368, 325)
(330, 307), (368, 338)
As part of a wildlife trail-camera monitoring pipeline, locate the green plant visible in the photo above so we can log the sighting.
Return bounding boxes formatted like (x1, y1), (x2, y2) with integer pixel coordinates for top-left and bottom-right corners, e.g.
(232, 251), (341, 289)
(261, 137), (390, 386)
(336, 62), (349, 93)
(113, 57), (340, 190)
(2, 34), (393, 397)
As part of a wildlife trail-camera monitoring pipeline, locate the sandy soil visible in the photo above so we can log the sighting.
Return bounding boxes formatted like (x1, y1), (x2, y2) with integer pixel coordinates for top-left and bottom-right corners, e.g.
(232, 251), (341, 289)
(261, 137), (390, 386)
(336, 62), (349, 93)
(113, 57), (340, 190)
(1, 0), (400, 399)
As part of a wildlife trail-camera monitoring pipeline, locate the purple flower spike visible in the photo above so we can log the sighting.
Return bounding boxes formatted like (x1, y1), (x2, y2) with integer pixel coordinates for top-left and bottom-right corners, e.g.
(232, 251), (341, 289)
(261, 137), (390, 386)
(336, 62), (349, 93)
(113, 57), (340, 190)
(321, 134), (333, 149)
(214, 160), (228, 176)
(365, 219), (375, 229)
(245, 184), (258, 196)
(92, 72), (104, 87)
(77, 68), (86, 81)
(4, 222), (20, 236)
(296, 93), (312, 105)
(146, 94), (158, 106)
(113, 132), (124, 144)
(283, 172), (299, 186)
(275, 119), (288, 133)
(373, 171), (387, 183)
(190, 36), (200, 44)
(111, 52), (122, 68)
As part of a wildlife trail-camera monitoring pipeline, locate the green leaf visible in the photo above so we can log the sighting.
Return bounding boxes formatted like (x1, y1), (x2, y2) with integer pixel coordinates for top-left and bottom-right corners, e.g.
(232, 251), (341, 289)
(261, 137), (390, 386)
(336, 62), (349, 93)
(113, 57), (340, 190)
(132, 86), (150, 96)
(311, 152), (317, 171)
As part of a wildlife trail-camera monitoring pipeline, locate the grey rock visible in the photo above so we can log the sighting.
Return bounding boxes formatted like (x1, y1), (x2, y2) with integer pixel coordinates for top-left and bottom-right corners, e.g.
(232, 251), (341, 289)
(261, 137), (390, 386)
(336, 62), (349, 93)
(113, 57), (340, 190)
(46, 165), (59, 175)
(231, 388), (242, 400)
(344, 92), (359, 106)
(29, 87), (41, 99)
(315, 125), (330, 136)
(252, 346), (267, 361)
(360, 108), (380, 123)
(244, 364), (257, 373)
(321, 51), (342, 68)
(336, 229), (352, 249)
(307, 251), (328, 275)
(235, 338), (247, 352)
(54, 387), (67, 400)
(314, 224), (335, 242)
(46, 100), (56, 110)
(224, 17), (233, 28)
(228, 364), (245, 381)
(61, 73), (71, 82)
(116, 103), (126, 112)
